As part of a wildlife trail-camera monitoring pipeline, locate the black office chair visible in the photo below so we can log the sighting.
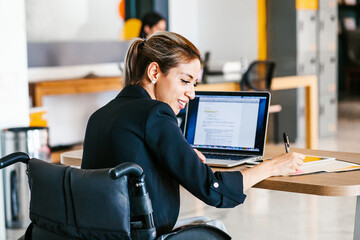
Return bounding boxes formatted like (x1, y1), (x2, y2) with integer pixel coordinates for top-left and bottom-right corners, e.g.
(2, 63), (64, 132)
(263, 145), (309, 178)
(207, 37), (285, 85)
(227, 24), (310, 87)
(240, 60), (282, 143)
(240, 60), (276, 91)
(0, 152), (231, 240)
(200, 51), (211, 84)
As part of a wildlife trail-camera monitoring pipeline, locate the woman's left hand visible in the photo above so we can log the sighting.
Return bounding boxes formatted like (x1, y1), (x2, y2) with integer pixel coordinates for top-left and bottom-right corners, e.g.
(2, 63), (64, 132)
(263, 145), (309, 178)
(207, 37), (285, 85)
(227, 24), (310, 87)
(194, 149), (206, 163)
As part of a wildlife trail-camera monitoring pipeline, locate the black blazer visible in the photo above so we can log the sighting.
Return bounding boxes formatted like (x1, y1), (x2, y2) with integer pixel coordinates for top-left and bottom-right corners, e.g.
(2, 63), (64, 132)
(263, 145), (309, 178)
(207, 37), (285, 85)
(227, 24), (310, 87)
(82, 85), (246, 235)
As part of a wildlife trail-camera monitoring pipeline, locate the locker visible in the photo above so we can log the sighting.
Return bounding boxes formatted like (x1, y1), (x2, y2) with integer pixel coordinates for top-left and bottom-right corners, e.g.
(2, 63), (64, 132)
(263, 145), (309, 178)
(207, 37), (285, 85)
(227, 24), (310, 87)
(297, 10), (318, 53)
(318, 10), (337, 52)
(318, 52), (337, 94)
(318, 0), (337, 12)
(267, 0), (339, 140)
(319, 92), (338, 137)
(297, 51), (317, 75)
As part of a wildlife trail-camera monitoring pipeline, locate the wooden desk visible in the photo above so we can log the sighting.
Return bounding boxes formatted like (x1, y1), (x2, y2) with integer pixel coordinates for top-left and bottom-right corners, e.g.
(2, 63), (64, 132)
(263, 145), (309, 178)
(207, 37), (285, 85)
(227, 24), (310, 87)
(61, 146), (360, 197)
(251, 145), (360, 197)
(30, 75), (318, 148)
(29, 76), (123, 107)
(60, 149), (83, 167)
(61, 146), (360, 239)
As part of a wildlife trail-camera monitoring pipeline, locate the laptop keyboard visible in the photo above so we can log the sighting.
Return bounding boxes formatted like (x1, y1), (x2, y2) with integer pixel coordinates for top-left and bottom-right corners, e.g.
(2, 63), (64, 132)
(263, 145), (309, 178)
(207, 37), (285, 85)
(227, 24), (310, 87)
(203, 153), (253, 161)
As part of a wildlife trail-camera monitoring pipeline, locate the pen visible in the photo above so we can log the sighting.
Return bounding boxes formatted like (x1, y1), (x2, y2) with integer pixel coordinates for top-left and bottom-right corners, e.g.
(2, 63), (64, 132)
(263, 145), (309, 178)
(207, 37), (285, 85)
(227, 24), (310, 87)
(283, 132), (290, 153)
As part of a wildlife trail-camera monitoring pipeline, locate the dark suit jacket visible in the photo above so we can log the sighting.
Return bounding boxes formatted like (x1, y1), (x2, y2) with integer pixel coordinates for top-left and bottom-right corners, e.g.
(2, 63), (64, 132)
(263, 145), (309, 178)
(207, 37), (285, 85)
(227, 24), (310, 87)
(81, 85), (246, 235)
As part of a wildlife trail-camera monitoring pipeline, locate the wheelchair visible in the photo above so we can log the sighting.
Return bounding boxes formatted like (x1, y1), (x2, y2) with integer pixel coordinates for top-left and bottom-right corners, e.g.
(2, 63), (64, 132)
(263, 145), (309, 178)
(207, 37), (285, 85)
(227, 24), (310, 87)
(0, 152), (231, 240)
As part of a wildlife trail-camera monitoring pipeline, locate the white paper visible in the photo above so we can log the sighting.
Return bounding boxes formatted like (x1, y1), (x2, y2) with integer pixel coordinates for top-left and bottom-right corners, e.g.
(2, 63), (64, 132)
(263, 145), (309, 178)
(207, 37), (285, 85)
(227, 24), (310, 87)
(296, 159), (360, 175)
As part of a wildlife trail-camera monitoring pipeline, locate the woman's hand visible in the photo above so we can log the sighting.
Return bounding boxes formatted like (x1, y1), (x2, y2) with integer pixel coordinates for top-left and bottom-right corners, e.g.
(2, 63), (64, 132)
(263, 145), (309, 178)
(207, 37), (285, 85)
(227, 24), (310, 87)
(266, 152), (305, 176)
(194, 149), (206, 163)
(241, 152), (305, 191)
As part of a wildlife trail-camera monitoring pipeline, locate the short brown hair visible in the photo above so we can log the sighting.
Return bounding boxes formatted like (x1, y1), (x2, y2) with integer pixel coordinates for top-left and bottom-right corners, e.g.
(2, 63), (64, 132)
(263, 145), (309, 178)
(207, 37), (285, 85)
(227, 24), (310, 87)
(123, 31), (201, 87)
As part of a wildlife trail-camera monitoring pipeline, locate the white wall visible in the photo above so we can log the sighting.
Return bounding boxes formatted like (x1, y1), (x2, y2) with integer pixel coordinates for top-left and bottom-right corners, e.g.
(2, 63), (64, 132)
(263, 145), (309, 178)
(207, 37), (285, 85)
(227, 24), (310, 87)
(44, 91), (118, 146)
(169, 0), (258, 65)
(169, 0), (200, 46)
(0, 0), (29, 238)
(26, 0), (123, 41)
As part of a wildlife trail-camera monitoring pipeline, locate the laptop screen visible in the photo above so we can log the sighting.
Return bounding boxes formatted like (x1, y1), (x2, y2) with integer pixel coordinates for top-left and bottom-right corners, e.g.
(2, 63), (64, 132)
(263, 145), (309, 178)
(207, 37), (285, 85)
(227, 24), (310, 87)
(184, 91), (270, 156)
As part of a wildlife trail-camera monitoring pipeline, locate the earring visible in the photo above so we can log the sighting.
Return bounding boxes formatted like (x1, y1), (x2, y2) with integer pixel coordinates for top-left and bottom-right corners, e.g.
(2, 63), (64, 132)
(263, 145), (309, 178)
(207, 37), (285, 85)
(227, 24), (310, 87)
(151, 80), (156, 85)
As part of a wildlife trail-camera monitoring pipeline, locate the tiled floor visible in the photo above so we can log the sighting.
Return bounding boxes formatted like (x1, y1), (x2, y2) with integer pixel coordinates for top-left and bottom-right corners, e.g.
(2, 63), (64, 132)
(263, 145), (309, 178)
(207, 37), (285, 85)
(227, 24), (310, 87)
(5, 100), (360, 240)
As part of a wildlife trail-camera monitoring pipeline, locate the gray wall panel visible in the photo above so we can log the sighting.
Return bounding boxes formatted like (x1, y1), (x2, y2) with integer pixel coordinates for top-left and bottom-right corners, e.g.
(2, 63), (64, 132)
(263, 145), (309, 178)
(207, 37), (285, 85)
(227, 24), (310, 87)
(267, 0), (297, 77)
(27, 41), (130, 68)
(267, 0), (298, 142)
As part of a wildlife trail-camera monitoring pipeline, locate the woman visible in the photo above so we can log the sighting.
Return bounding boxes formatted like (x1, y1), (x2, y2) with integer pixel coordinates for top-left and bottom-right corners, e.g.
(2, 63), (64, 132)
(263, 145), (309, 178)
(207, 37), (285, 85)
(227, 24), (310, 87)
(139, 12), (166, 38)
(81, 31), (304, 236)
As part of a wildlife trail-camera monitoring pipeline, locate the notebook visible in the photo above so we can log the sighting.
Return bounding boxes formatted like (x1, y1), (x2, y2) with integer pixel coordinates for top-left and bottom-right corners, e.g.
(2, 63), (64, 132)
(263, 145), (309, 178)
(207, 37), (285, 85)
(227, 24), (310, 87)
(184, 91), (270, 167)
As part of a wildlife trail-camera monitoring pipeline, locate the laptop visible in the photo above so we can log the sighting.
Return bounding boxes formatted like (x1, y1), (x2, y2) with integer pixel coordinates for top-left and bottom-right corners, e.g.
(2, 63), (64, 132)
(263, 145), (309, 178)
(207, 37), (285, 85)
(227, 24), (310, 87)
(184, 91), (270, 167)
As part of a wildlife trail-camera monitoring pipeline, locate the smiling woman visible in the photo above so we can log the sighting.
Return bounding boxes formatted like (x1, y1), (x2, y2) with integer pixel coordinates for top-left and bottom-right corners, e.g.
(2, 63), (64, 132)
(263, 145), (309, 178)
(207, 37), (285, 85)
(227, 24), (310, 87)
(123, 32), (201, 86)
(144, 60), (200, 114)
(81, 32), (246, 236)
(122, 32), (202, 114)
(81, 31), (305, 237)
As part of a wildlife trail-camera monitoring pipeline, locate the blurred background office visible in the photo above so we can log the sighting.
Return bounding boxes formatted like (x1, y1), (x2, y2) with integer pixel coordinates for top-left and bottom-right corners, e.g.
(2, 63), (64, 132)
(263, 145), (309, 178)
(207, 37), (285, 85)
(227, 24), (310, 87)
(1, 0), (360, 239)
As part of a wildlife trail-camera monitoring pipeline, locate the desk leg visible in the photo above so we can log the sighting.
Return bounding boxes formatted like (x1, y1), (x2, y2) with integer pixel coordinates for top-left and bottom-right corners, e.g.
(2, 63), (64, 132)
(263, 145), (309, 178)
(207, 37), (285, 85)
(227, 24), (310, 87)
(305, 85), (318, 149)
(34, 86), (43, 107)
(354, 195), (360, 240)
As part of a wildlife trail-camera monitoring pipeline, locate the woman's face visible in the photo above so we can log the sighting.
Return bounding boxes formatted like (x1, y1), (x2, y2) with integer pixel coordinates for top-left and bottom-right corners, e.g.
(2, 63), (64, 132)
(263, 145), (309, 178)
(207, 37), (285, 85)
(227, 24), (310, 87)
(146, 20), (167, 36)
(154, 59), (201, 115)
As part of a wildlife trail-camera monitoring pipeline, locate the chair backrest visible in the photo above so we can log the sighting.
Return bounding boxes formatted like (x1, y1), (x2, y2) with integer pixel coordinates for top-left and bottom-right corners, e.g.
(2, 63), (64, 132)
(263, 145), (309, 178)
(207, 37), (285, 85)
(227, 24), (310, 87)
(345, 30), (360, 66)
(240, 60), (276, 91)
(28, 159), (137, 239)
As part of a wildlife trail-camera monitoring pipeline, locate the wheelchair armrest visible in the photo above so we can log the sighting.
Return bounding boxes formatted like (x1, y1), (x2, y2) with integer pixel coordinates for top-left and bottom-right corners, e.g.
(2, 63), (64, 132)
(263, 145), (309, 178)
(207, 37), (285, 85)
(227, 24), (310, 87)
(159, 224), (231, 240)
(0, 152), (29, 169)
(109, 162), (143, 179)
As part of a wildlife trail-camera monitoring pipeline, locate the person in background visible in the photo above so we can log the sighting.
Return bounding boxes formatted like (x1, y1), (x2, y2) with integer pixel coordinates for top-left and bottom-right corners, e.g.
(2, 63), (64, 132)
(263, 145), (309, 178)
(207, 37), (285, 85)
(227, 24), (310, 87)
(81, 31), (305, 237)
(139, 12), (166, 38)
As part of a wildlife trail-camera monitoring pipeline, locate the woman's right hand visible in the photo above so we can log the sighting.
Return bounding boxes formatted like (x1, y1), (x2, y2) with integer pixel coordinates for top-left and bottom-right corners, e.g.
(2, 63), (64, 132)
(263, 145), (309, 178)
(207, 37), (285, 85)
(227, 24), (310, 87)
(266, 152), (305, 176)
(241, 152), (305, 191)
